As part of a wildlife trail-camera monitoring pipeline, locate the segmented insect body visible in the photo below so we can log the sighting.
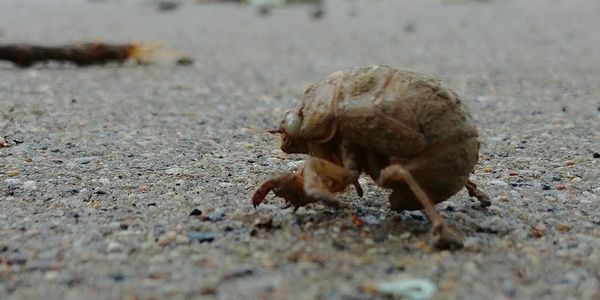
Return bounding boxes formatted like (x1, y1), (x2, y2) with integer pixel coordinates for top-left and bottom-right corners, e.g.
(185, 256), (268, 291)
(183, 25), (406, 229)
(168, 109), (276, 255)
(253, 65), (490, 249)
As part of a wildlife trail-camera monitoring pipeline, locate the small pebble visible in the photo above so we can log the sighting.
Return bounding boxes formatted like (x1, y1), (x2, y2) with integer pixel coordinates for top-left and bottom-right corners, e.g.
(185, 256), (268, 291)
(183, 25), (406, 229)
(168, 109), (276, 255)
(463, 237), (481, 252)
(189, 208), (203, 216)
(158, 231), (177, 246)
(157, 1), (179, 12)
(593, 152), (600, 159)
(556, 223), (571, 233)
(208, 209), (225, 222)
(23, 180), (37, 191)
(187, 231), (218, 243)
(6, 169), (19, 177)
(175, 234), (189, 244)
(44, 271), (59, 281)
(4, 178), (21, 186)
(166, 166), (184, 175)
(107, 272), (126, 282)
(531, 224), (546, 238)
(370, 278), (437, 300)
(107, 242), (124, 253)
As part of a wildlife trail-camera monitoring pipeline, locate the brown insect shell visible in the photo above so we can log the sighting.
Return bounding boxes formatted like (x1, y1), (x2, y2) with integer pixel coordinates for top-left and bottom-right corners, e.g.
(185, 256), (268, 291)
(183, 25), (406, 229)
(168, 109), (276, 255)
(296, 65), (479, 177)
(294, 71), (345, 144)
(296, 65), (434, 156)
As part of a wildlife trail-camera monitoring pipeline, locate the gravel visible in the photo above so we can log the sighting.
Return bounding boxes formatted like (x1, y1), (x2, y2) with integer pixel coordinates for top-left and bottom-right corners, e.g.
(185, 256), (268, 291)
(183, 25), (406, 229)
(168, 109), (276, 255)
(1, 0), (599, 299)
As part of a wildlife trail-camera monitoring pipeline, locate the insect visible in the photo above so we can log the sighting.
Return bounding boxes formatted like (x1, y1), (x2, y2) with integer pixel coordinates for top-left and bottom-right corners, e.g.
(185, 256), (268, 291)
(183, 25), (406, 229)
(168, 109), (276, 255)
(252, 65), (490, 249)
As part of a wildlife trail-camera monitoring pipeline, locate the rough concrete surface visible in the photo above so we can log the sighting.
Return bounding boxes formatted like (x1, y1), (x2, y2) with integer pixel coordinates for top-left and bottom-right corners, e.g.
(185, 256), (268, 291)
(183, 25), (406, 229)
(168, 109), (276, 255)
(1, 0), (599, 299)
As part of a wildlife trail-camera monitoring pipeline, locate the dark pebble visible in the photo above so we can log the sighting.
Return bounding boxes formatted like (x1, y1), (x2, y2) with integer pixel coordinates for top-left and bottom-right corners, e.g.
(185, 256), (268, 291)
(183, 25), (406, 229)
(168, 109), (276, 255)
(176, 57), (194, 66)
(157, 1), (179, 12)
(107, 272), (126, 282)
(189, 208), (203, 216)
(187, 231), (218, 243)
(255, 218), (280, 230)
(222, 268), (253, 280)
(147, 203), (157, 207)
(331, 240), (347, 251)
(542, 184), (551, 190)
(593, 152), (600, 158)
(384, 264), (406, 274)
(404, 22), (416, 33)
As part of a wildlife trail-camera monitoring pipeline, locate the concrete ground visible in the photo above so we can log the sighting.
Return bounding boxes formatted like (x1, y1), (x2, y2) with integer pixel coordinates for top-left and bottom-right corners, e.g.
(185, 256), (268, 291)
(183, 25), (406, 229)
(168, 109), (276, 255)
(0, 0), (599, 299)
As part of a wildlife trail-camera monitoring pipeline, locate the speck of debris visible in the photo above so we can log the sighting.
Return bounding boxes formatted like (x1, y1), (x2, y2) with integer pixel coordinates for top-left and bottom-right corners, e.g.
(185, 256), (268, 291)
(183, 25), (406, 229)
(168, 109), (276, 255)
(157, 1), (179, 12)
(147, 203), (157, 207)
(222, 268), (253, 280)
(106, 272), (126, 282)
(593, 152), (600, 158)
(176, 56), (194, 66)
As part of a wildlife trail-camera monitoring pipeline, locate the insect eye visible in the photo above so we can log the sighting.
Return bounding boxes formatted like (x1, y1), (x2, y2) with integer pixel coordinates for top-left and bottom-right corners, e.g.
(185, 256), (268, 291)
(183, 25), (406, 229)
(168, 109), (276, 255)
(282, 111), (302, 137)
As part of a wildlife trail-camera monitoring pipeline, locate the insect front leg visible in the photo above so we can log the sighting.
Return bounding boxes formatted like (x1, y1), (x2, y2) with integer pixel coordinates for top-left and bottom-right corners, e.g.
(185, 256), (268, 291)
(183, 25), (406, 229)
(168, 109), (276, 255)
(251, 157), (356, 211)
(252, 170), (318, 211)
(377, 164), (464, 249)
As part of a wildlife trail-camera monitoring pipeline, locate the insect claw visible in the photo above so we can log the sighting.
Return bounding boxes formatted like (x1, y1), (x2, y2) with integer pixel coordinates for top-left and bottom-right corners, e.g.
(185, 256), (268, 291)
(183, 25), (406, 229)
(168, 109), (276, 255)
(252, 180), (275, 207)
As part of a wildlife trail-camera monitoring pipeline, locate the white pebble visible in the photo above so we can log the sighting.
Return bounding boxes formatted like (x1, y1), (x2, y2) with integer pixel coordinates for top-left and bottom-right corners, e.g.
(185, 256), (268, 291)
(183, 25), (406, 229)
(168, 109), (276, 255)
(107, 242), (124, 253)
(166, 166), (184, 175)
(23, 180), (37, 190)
(4, 178), (21, 185)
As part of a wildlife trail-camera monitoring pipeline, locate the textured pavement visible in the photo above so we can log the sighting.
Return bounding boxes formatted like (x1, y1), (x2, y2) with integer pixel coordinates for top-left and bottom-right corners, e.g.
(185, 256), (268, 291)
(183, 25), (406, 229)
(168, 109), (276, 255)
(1, 0), (599, 299)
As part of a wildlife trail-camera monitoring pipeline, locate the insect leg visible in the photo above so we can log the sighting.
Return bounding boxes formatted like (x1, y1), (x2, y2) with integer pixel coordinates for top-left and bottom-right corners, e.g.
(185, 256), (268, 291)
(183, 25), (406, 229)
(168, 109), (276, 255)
(252, 171), (317, 210)
(377, 164), (463, 249)
(340, 141), (363, 197)
(303, 157), (357, 208)
(465, 180), (491, 207)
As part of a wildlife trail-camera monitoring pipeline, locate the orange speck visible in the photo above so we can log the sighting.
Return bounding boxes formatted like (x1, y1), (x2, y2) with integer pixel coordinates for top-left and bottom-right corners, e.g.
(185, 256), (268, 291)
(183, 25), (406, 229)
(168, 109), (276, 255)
(352, 215), (365, 226)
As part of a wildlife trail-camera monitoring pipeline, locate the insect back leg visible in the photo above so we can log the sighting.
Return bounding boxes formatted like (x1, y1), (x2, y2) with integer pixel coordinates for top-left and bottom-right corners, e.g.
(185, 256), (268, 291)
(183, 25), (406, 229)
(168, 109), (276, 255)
(377, 164), (464, 249)
(465, 179), (491, 207)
